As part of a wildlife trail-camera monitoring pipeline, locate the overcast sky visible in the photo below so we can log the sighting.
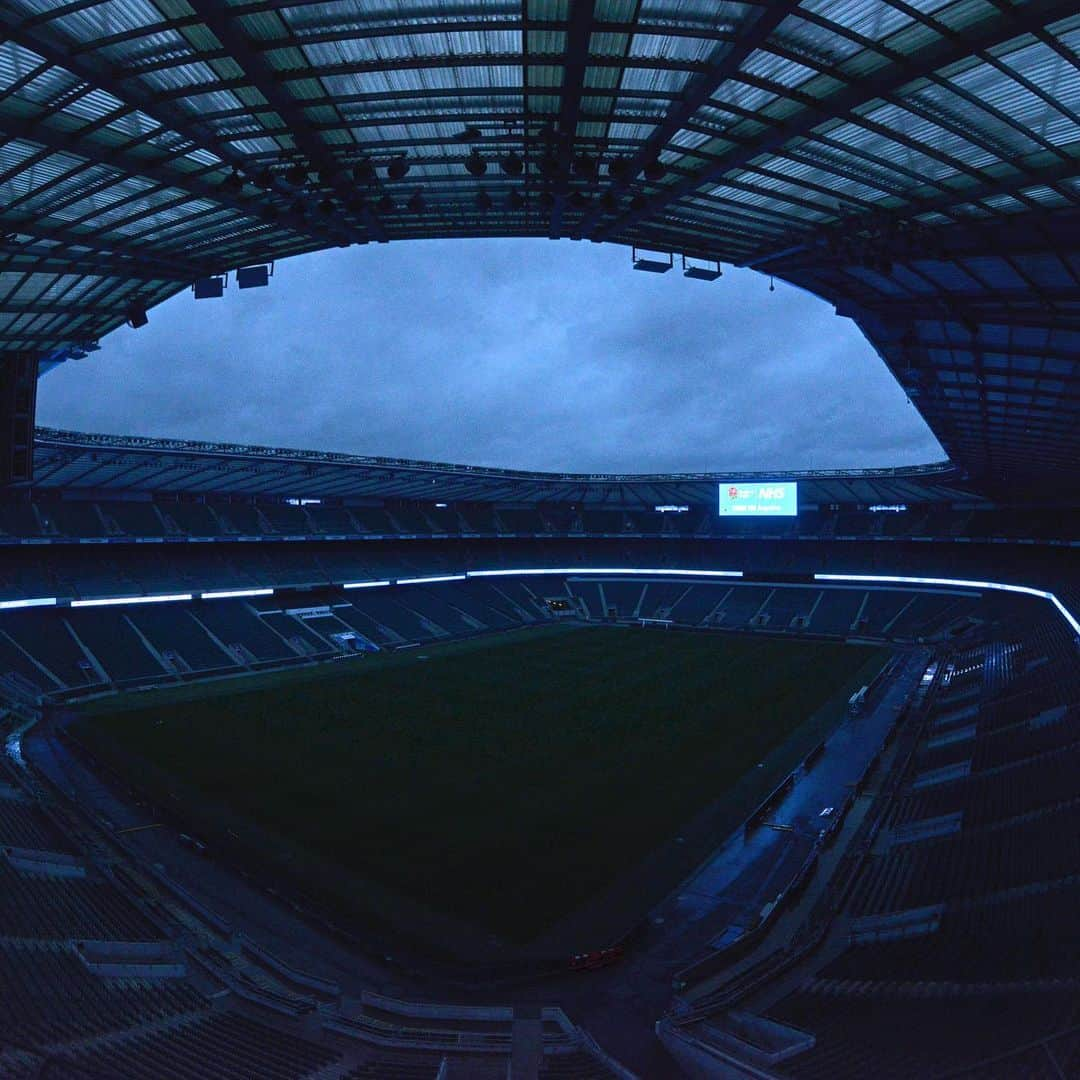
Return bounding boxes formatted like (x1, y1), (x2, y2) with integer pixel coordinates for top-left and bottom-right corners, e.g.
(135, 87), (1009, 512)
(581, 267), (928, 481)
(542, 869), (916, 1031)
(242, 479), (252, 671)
(37, 239), (942, 474)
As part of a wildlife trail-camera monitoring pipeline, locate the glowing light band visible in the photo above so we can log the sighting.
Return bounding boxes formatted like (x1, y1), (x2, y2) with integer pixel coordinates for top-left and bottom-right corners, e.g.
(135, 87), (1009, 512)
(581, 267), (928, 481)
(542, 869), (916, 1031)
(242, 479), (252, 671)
(814, 573), (1080, 636)
(71, 593), (192, 608)
(466, 567), (743, 579)
(396, 574), (467, 585)
(201, 588), (274, 600)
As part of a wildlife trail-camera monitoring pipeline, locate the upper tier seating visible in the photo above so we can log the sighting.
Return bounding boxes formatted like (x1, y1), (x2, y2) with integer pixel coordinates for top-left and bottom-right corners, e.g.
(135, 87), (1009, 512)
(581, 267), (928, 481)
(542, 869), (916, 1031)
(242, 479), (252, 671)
(0, 939), (203, 1046)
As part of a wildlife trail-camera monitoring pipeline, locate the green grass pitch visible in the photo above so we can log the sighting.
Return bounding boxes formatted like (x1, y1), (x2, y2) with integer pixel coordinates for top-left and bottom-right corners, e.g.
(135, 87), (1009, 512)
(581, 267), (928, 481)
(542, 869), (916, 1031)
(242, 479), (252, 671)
(76, 624), (889, 942)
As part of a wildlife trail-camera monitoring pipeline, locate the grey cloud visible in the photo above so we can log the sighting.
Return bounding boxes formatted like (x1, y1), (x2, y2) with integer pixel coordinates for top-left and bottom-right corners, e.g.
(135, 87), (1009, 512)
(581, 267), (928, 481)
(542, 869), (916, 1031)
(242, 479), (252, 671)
(37, 239), (943, 474)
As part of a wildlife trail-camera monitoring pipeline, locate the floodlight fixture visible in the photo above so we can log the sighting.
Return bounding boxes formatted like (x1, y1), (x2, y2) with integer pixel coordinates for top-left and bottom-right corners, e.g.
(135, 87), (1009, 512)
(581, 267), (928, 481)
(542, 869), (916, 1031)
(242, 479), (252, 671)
(465, 151), (488, 177)
(573, 154), (598, 179)
(378, 193), (395, 213)
(407, 191), (425, 213)
(352, 160), (376, 183)
(475, 190), (493, 211)
(455, 126), (482, 142)
(124, 301), (149, 328)
(236, 264), (272, 289)
(387, 157), (410, 181)
(606, 158), (630, 181)
(538, 153), (562, 179)
(506, 190), (525, 210)
(500, 152), (524, 176)
(193, 275), (225, 299)
(284, 163), (308, 187)
(682, 255), (722, 281)
(632, 247), (673, 274)
(221, 170), (244, 192)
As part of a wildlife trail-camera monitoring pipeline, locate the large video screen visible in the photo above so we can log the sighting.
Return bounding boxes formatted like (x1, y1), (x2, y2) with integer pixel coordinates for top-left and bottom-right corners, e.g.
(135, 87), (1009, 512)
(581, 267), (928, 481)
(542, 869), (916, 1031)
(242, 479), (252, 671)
(717, 481), (798, 516)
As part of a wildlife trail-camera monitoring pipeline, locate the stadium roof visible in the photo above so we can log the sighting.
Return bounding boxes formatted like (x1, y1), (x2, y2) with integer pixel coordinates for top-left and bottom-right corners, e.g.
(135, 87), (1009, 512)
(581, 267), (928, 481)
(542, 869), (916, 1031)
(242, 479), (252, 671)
(1, 1), (1078, 492)
(30, 426), (975, 505)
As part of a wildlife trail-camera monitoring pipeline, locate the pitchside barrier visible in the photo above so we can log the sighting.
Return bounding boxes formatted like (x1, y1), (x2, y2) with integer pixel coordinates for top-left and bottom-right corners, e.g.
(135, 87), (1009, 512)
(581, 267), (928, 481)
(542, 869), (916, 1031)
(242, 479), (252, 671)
(672, 664), (915, 991)
(674, 654), (950, 1006)
(745, 773), (797, 835)
(238, 932), (341, 1000)
(802, 740), (827, 770)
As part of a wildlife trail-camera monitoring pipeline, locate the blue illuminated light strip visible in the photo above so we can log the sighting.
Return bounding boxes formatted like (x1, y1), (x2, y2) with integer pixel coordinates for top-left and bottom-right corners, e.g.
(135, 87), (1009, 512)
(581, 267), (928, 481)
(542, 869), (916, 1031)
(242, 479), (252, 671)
(466, 568), (743, 579)
(200, 588), (274, 599)
(0, 597), (57, 610)
(815, 573), (1080, 636)
(342, 580), (391, 589)
(71, 593), (193, 608)
(397, 574), (467, 585)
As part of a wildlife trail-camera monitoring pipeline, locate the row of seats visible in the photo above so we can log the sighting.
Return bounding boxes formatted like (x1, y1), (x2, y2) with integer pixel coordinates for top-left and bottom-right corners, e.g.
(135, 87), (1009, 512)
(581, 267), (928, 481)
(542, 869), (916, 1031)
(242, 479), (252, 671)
(0, 939), (203, 1046)
(824, 882), (1080, 983)
(895, 742), (1080, 827)
(0, 569), (1063, 697)
(568, 579), (985, 641)
(63, 1012), (339, 1080)
(770, 991), (1079, 1079)
(0, 579), (552, 691)
(0, 536), (1073, 604)
(677, 628), (1080, 1077)
(5, 499), (1078, 543)
(0, 791), (75, 852)
(0, 860), (160, 941)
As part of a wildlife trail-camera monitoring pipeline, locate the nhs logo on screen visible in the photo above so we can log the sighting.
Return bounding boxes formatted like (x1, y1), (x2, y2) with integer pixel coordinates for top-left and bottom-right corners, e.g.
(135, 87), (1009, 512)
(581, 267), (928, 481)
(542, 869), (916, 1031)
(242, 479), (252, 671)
(718, 481), (798, 516)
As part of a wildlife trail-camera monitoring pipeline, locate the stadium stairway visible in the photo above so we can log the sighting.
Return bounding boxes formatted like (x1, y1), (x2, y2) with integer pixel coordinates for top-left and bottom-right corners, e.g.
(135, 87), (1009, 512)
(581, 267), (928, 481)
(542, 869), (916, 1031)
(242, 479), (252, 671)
(0, 735), (634, 1080)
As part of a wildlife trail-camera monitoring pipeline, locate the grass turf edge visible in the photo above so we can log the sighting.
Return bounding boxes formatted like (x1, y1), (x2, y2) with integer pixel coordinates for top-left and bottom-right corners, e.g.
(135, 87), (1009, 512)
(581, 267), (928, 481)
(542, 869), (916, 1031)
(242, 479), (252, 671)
(71, 626), (892, 955)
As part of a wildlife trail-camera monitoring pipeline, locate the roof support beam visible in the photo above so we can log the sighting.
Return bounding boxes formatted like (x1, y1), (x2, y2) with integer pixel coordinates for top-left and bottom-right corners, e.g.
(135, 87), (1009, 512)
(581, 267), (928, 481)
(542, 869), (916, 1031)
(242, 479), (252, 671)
(0, 247), (188, 284)
(0, 118), (246, 278)
(0, 7), (347, 253)
(576, 2), (800, 239)
(0, 210), (208, 281)
(548, 0), (597, 239)
(832, 293), (1080, 322)
(64, 16), (742, 59)
(185, 1), (387, 243)
(592, 0), (1078, 246)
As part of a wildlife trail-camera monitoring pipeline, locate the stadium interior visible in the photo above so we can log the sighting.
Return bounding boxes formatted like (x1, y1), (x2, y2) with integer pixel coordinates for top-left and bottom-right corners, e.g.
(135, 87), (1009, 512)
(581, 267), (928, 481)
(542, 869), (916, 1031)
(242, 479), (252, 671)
(1, 2), (1079, 1078)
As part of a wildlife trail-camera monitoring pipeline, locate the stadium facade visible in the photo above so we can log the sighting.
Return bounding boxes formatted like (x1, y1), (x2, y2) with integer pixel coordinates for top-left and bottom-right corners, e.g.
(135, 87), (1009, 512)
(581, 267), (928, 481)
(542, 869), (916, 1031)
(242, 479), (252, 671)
(0, 2), (1078, 1078)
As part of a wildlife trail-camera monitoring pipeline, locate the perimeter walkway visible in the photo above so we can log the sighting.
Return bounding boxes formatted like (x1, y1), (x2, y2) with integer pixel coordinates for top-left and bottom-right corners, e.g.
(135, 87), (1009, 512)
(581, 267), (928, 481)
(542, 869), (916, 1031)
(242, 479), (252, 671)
(647, 649), (930, 969)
